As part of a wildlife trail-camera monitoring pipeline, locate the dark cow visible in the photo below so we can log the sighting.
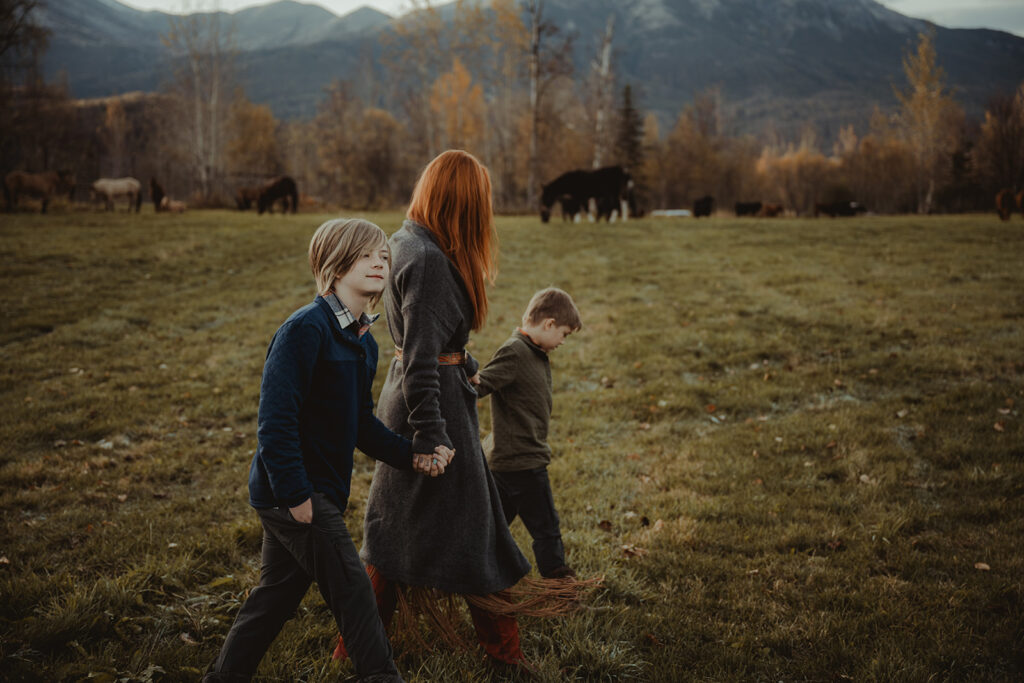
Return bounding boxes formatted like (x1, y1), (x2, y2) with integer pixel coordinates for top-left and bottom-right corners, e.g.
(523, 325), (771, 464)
(1017, 190), (1024, 217)
(693, 195), (714, 218)
(761, 203), (784, 217)
(995, 188), (1013, 221)
(540, 165), (633, 223)
(815, 201), (867, 217)
(735, 201), (762, 217)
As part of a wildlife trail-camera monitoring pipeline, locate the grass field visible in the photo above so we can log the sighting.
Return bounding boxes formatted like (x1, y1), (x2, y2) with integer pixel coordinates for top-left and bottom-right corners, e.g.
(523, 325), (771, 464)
(1, 209), (1022, 682)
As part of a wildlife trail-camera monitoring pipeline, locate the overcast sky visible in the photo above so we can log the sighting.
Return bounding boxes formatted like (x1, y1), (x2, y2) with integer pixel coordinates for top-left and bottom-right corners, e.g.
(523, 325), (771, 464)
(115, 0), (1024, 37)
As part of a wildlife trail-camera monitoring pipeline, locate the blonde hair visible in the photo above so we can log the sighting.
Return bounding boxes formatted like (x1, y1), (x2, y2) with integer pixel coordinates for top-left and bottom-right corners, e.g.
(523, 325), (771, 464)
(523, 287), (582, 331)
(407, 149), (497, 331)
(309, 218), (389, 306)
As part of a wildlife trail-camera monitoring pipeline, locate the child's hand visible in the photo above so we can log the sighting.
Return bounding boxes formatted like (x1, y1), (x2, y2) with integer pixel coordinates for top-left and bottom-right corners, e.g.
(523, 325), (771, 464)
(468, 372), (480, 385)
(289, 498), (313, 524)
(414, 449), (448, 476)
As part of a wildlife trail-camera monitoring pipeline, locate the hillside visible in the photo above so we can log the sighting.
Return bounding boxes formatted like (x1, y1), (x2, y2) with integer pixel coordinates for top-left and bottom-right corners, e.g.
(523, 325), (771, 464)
(35, 0), (1024, 137)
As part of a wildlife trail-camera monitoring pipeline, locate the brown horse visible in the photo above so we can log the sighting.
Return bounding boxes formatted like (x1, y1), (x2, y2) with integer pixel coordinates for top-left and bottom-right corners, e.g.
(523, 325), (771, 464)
(235, 185), (262, 211)
(4, 170), (76, 213)
(92, 177), (142, 212)
(996, 188), (1014, 220)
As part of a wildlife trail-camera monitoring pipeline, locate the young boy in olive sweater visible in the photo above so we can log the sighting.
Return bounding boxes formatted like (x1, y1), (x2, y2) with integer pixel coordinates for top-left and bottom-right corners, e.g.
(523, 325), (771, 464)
(471, 287), (582, 579)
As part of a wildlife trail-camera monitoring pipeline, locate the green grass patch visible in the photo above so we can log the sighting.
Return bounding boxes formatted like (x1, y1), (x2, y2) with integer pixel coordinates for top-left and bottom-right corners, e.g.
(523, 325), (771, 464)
(1, 211), (1022, 681)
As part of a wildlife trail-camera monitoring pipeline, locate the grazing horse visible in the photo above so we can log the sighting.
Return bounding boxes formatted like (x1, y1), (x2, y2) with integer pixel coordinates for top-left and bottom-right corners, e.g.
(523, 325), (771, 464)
(235, 185), (262, 211)
(558, 194), (583, 221)
(236, 176), (300, 214)
(540, 165), (633, 223)
(693, 195), (714, 218)
(995, 188), (1013, 220)
(4, 170), (76, 213)
(150, 178), (166, 212)
(92, 177), (142, 212)
(258, 176), (298, 215)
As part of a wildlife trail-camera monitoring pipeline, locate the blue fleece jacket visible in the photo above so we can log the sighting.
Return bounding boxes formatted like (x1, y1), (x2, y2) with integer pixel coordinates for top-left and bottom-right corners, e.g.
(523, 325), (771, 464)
(248, 296), (413, 513)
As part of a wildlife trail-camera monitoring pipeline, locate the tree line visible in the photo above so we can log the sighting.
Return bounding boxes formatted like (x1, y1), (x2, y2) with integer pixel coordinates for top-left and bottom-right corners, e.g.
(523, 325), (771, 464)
(2, 0), (1023, 215)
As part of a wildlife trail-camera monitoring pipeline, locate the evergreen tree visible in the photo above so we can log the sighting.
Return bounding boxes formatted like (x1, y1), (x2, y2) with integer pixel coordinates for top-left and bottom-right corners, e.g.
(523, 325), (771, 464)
(615, 84), (643, 172)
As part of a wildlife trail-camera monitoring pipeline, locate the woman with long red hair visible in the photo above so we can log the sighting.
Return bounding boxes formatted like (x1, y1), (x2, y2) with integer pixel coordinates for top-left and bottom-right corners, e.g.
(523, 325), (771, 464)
(332, 150), (581, 672)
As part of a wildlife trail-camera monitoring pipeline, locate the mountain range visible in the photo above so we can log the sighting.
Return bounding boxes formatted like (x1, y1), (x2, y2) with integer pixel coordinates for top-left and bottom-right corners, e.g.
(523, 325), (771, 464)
(34, 0), (1024, 139)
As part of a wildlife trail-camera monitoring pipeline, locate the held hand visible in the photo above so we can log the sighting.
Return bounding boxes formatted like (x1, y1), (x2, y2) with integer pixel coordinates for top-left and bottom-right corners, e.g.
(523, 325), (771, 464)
(289, 498), (313, 524)
(435, 444), (455, 466)
(468, 372), (481, 385)
(413, 452), (444, 476)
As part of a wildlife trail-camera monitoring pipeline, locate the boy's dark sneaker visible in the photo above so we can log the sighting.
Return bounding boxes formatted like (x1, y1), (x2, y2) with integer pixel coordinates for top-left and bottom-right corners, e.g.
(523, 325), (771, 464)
(542, 565), (576, 579)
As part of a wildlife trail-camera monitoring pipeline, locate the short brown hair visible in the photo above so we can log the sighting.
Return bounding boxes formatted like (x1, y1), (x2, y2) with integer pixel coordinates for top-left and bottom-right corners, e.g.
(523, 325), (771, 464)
(523, 287), (582, 331)
(309, 218), (389, 306)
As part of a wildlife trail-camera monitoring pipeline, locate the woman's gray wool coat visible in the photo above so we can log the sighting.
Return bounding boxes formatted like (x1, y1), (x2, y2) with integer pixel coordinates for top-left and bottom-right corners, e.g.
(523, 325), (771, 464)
(361, 220), (531, 595)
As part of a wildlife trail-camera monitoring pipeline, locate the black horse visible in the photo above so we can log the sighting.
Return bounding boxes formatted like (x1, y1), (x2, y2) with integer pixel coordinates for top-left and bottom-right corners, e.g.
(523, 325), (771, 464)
(236, 176), (299, 214)
(540, 165), (633, 223)
(258, 176), (298, 214)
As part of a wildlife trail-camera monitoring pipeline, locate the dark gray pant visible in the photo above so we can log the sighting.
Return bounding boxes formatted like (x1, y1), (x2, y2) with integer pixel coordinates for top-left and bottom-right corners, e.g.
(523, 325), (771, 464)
(492, 467), (567, 577)
(204, 492), (403, 683)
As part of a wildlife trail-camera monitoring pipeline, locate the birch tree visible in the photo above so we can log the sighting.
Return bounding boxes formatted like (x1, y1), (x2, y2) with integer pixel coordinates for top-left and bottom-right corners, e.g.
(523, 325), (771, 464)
(589, 15), (615, 168)
(161, 9), (235, 202)
(523, 0), (573, 207)
(894, 31), (963, 214)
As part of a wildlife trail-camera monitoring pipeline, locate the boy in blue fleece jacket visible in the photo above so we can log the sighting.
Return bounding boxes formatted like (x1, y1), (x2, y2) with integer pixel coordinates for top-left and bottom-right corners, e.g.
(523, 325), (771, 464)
(204, 218), (453, 683)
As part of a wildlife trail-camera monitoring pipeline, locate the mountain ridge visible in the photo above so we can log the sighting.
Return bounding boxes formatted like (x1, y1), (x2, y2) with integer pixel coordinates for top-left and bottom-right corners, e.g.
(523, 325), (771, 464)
(35, 0), (1024, 138)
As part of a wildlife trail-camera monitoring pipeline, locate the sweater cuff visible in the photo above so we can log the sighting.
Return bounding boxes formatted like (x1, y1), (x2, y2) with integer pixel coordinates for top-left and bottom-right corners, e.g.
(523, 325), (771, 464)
(412, 433), (453, 456)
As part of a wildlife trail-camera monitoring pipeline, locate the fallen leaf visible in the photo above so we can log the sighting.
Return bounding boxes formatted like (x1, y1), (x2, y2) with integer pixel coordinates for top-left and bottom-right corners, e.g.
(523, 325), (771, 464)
(621, 544), (648, 558)
(974, 562), (991, 571)
(0, 556), (9, 565)
(827, 539), (843, 551)
(645, 633), (664, 646)
(598, 520), (613, 532)
(705, 404), (717, 413)
(168, 542), (178, 549)
(994, 422), (1005, 432)
(638, 422), (651, 431)
(826, 440), (837, 449)
(626, 452), (641, 460)
(179, 632), (199, 646)
(652, 519), (664, 532)
(896, 409), (909, 418)
(117, 494), (127, 502)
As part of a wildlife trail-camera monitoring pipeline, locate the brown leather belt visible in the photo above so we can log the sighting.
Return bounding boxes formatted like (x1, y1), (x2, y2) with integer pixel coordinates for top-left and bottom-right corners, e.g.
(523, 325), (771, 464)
(393, 347), (466, 366)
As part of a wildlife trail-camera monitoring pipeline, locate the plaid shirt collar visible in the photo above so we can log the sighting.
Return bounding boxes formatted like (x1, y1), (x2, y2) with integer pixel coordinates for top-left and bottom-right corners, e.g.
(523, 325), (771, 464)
(323, 293), (379, 337)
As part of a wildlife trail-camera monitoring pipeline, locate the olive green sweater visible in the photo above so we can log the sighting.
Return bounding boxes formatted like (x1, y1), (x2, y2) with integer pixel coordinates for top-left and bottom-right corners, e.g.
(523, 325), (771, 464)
(476, 330), (553, 472)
